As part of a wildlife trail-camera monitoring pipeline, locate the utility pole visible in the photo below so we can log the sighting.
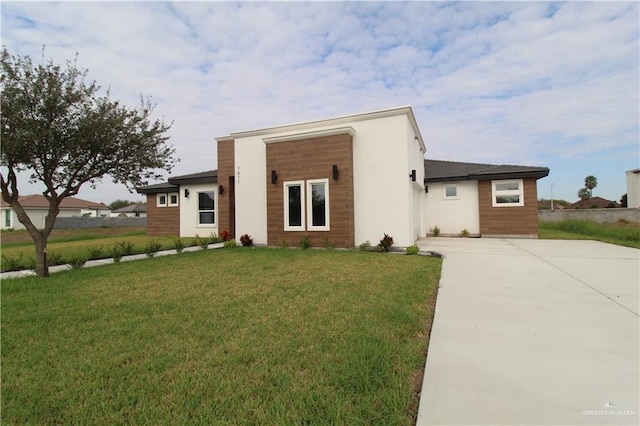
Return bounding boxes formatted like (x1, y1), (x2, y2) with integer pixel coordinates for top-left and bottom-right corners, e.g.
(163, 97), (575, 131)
(551, 183), (555, 211)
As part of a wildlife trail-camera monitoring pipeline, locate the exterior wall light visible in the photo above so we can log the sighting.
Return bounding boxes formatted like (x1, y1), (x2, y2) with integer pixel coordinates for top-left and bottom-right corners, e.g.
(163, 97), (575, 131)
(410, 169), (416, 182)
(271, 170), (278, 184)
(424, 185), (429, 194)
(332, 165), (339, 180)
(184, 189), (190, 198)
(219, 185), (224, 195)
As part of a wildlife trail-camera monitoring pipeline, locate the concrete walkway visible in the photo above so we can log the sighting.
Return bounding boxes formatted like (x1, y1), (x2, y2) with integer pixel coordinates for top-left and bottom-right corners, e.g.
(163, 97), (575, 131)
(415, 238), (639, 425)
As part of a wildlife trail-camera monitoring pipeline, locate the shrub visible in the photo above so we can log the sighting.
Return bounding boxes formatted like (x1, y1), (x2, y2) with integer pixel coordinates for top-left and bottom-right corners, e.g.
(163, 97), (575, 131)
(145, 240), (162, 257)
(1, 254), (23, 272)
(432, 225), (440, 237)
(48, 251), (63, 266)
(87, 246), (104, 260)
(224, 239), (237, 249)
(322, 236), (334, 249)
(210, 233), (221, 244)
(377, 233), (394, 252)
(69, 256), (87, 269)
(299, 235), (311, 250)
(460, 229), (470, 237)
(194, 234), (209, 250)
(277, 239), (289, 249)
(406, 245), (420, 255)
(220, 229), (232, 242)
(359, 240), (372, 251)
(174, 237), (186, 254)
(116, 241), (135, 256)
(239, 234), (253, 247)
(110, 246), (123, 263)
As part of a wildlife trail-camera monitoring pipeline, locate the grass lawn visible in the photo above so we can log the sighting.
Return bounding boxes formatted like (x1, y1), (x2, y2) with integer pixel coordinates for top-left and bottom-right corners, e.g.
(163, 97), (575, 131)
(539, 219), (640, 249)
(1, 248), (441, 424)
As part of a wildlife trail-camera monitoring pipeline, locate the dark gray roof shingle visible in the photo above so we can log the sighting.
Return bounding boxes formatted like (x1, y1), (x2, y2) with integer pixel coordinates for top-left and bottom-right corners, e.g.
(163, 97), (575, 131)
(424, 159), (549, 182)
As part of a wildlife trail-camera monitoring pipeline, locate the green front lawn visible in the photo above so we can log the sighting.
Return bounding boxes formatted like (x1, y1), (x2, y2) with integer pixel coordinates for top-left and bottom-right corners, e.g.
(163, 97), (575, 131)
(1, 248), (441, 424)
(539, 219), (640, 249)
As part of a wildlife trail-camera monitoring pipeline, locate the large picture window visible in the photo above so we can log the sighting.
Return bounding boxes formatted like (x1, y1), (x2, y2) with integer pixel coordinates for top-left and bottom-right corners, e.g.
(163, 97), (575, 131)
(492, 179), (524, 207)
(307, 179), (330, 231)
(284, 181), (305, 231)
(198, 191), (215, 224)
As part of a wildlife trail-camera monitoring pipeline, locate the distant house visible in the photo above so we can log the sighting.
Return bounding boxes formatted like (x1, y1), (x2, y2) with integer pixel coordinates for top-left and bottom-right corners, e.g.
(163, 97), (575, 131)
(138, 106), (549, 245)
(0, 194), (110, 230)
(626, 169), (640, 208)
(110, 203), (147, 218)
(568, 196), (619, 209)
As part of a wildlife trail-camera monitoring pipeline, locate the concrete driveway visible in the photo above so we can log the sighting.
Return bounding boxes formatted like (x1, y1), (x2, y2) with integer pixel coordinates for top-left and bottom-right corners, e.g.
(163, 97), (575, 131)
(415, 238), (639, 425)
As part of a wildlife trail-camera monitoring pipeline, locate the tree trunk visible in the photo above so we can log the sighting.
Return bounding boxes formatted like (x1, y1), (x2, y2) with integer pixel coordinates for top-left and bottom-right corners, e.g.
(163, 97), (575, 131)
(33, 233), (49, 278)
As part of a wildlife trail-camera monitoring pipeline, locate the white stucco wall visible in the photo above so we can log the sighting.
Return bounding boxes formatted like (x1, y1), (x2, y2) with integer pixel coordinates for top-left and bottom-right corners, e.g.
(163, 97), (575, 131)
(424, 181), (480, 236)
(227, 107), (425, 248)
(179, 182), (218, 238)
(0, 208), (82, 230)
(626, 170), (640, 208)
(234, 136), (268, 244)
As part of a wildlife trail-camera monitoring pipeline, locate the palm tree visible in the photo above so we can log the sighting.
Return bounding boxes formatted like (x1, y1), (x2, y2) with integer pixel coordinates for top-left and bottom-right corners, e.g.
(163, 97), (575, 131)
(577, 188), (590, 201)
(584, 175), (598, 197)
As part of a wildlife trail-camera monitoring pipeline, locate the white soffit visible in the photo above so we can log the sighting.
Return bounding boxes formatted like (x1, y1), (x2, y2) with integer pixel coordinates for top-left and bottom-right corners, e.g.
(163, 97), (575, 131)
(262, 127), (356, 144)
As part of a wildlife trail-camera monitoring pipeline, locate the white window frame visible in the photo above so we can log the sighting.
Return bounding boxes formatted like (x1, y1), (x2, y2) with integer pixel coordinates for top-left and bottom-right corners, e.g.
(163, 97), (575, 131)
(284, 181), (305, 231)
(442, 184), (459, 200)
(197, 191), (216, 226)
(168, 192), (179, 207)
(306, 178), (330, 231)
(157, 193), (167, 207)
(492, 179), (524, 207)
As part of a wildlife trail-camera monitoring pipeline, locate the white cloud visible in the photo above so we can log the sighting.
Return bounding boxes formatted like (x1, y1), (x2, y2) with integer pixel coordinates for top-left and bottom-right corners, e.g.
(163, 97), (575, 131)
(1, 1), (637, 203)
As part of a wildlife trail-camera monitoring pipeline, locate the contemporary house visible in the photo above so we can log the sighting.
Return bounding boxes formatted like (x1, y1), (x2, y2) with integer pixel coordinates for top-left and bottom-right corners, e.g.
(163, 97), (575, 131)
(110, 203), (148, 218)
(138, 106), (549, 246)
(0, 194), (110, 230)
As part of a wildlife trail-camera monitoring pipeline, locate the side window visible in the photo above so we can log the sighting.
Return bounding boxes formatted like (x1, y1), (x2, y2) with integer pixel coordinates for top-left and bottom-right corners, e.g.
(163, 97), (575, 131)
(157, 194), (167, 207)
(168, 192), (179, 206)
(443, 184), (458, 199)
(198, 192), (215, 224)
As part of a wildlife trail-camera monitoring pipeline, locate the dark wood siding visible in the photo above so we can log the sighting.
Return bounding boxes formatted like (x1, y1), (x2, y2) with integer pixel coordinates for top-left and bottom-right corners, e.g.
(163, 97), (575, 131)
(266, 133), (354, 248)
(217, 139), (235, 237)
(478, 178), (539, 236)
(146, 193), (180, 236)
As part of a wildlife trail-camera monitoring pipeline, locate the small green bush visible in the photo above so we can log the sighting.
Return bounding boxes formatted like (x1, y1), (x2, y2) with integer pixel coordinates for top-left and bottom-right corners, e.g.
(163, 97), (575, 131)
(110, 246), (123, 263)
(406, 245), (420, 255)
(210, 233), (221, 244)
(48, 251), (63, 266)
(460, 229), (470, 237)
(224, 239), (237, 249)
(322, 236), (334, 250)
(432, 226), (440, 237)
(87, 246), (104, 259)
(299, 235), (310, 250)
(277, 239), (289, 249)
(194, 234), (209, 249)
(116, 241), (135, 256)
(145, 240), (162, 257)
(174, 237), (185, 254)
(359, 240), (372, 251)
(69, 257), (87, 269)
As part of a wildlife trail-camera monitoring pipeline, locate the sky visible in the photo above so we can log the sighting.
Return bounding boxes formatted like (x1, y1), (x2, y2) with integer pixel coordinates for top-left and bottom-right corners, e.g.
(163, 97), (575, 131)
(1, 1), (638, 205)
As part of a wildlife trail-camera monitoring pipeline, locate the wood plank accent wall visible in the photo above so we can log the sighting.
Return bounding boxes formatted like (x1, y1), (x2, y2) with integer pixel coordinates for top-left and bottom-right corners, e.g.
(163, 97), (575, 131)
(217, 139), (235, 237)
(478, 178), (539, 236)
(146, 193), (180, 236)
(266, 134), (354, 248)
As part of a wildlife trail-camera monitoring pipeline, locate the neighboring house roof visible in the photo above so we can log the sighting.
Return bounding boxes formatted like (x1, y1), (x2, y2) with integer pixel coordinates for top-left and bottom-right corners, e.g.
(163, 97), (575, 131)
(113, 203), (147, 213)
(424, 159), (549, 183)
(137, 170), (218, 194)
(0, 194), (109, 210)
(569, 197), (619, 209)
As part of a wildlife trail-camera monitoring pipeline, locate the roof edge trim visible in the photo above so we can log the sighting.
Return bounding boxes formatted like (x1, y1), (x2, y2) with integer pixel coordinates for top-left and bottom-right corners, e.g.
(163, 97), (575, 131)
(263, 127), (356, 144)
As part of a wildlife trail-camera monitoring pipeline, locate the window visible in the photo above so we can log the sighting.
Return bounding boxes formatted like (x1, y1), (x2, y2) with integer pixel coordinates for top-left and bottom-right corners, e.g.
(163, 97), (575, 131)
(4, 210), (10, 228)
(284, 181), (305, 231)
(198, 191), (215, 224)
(307, 179), (330, 231)
(283, 180), (330, 231)
(169, 192), (179, 206)
(157, 194), (167, 207)
(443, 184), (458, 199)
(492, 179), (524, 207)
